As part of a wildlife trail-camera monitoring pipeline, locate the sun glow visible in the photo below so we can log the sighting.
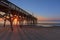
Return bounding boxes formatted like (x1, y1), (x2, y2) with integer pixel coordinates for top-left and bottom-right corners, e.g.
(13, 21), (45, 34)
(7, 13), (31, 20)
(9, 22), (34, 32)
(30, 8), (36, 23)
(13, 18), (18, 25)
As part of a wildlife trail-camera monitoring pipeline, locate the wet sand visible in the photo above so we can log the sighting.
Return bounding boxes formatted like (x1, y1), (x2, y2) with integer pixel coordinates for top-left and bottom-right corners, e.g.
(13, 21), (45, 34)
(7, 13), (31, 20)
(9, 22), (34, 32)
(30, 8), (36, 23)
(0, 25), (60, 40)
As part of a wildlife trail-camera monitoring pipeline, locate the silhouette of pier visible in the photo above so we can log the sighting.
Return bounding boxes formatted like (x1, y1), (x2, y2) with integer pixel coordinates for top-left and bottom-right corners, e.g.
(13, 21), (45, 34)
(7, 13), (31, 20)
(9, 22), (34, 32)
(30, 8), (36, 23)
(0, 0), (37, 31)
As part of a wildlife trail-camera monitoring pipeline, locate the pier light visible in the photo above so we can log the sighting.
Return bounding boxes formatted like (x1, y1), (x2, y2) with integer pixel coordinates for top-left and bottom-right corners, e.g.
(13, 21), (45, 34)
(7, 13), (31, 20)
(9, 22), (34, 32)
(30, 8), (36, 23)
(14, 15), (17, 16)
(0, 12), (5, 15)
(6, 16), (9, 18)
(19, 16), (21, 17)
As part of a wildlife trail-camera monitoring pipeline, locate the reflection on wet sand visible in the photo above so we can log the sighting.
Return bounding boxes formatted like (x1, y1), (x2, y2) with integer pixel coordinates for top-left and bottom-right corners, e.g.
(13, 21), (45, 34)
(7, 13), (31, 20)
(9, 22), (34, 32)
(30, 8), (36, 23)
(0, 25), (60, 40)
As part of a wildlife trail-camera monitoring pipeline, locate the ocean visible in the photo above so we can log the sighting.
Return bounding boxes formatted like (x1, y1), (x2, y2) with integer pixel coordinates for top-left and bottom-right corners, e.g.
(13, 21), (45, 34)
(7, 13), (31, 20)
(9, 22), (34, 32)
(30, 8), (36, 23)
(37, 20), (60, 27)
(0, 20), (60, 27)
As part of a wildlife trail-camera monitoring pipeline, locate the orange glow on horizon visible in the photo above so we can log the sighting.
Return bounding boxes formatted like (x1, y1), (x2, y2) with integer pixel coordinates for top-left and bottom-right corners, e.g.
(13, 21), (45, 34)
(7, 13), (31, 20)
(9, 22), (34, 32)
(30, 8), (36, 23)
(36, 16), (60, 21)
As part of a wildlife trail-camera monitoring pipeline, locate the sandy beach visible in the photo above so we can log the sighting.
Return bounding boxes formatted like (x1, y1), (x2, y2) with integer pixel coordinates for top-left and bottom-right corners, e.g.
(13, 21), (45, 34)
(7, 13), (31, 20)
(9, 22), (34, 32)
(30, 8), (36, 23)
(0, 25), (60, 40)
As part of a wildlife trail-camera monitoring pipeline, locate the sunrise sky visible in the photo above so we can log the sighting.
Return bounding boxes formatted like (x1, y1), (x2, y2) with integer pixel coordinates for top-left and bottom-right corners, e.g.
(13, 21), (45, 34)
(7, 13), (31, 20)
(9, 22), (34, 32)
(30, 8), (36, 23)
(8, 0), (60, 21)
(0, 0), (60, 21)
